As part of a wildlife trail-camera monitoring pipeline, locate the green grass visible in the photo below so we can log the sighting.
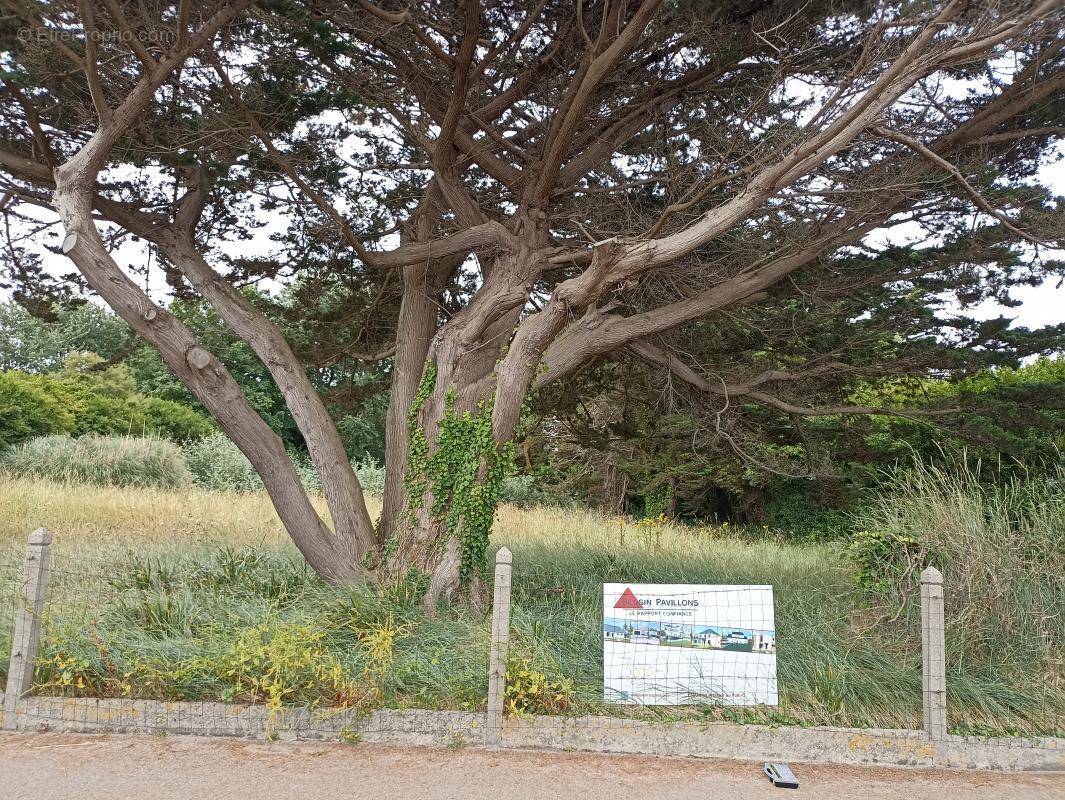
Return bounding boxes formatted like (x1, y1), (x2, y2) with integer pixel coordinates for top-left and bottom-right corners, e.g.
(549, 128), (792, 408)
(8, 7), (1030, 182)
(0, 473), (1060, 736)
(0, 434), (191, 489)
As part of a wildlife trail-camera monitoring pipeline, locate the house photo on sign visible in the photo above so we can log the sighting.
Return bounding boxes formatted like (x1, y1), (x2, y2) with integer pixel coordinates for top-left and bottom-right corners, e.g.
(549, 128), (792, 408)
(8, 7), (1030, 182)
(603, 583), (777, 706)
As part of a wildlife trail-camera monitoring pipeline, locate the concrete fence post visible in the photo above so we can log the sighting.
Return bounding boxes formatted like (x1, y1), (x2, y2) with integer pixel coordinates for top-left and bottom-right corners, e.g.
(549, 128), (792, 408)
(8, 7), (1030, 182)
(3, 527), (53, 730)
(485, 546), (513, 745)
(920, 565), (947, 741)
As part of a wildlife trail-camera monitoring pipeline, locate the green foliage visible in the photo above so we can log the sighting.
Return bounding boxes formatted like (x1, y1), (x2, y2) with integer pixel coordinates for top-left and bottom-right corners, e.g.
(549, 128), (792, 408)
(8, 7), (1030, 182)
(352, 458), (386, 495)
(209, 619), (357, 710)
(183, 433), (266, 492)
(0, 434), (192, 489)
(28, 546), (490, 714)
(763, 482), (855, 542)
(126, 300), (289, 433)
(849, 460), (1063, 683)
(642, 482), (672, 519)
(183, 431), (386, 494)
(846, 529), (925, 598)
(848, 357), (1065, 473)
(134, 396), (214, 442)
(124, 296), (392, 455)
(498, 474), (574, 508)
(0, 371), (74, 448)
(0, 360), (212, 447)
(403, 364), (438, 510)
(0, 301), (130, 373)
(335, 392), (389, 463)
(405, 365), (512, 580)
(504, 656), (575, 716)
(60, 357), (213, 441)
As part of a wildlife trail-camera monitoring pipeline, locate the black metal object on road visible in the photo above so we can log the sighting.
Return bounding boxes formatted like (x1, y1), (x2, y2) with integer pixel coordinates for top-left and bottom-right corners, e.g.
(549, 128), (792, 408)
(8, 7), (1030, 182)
(763, 762), (800, 789)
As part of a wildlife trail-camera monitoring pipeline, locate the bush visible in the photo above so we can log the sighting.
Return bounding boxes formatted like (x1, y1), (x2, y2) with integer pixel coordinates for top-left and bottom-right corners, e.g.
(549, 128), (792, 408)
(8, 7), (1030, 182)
(184, 433), (380, 494)
(134, 396), (215, 441)
(764, 481), (854, 541)
(0, 365), (212, 446)
(183, 433), (264, 492)
(58, 386), (212, 441)
(499, 474), (573, 508)
(353, 459), (386, 495)
(0, 434), (192, 489)
(57, 359), (213, 441)
(0, 371), (74, 447)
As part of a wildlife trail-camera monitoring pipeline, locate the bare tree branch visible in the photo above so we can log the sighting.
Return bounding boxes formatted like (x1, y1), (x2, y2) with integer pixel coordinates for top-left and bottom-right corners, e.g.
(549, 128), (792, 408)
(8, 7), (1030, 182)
(873, 125), (1049, 245)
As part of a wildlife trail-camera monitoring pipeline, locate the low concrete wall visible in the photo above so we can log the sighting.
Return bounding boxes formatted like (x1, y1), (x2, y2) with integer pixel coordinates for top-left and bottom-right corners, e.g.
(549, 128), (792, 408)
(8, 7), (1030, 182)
(2, 692), (1062, 771)
(502, 714), (1065, 771)
(0, 693), (483, 748)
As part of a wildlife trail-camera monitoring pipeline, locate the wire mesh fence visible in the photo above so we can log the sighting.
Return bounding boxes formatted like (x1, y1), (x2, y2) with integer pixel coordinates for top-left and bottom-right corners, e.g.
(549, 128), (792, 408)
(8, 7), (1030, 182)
(1, 531), (1061, 756)
(1, 535), (487, 744)
(0, 547), (23, 695)
(502, 547), (1063, 746)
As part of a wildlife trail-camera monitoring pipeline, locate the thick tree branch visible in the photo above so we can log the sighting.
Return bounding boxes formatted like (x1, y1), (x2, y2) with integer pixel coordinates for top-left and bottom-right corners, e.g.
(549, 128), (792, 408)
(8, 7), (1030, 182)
(429, 0), (486, 227)
(601, 0), (1060, 280)
(533, 36), (1064, 388)
(51, 1), (369, 581)
(101, 0), (158, 69)
(77, 0), (113, 125)
(527, 0), (664, 206)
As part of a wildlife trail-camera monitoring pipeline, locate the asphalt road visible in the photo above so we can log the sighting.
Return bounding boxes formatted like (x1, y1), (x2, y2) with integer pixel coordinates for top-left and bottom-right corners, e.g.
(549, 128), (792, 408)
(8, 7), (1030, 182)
(1, 732), (1062, 800)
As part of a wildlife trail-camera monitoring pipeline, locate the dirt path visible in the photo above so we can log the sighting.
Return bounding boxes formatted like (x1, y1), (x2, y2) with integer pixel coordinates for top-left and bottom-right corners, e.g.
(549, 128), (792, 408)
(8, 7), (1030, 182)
(1, 732), (1062, 800)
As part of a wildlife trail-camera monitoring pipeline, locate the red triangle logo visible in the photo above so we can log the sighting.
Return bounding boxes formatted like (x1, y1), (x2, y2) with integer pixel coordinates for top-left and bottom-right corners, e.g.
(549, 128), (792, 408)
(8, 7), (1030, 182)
(614, 587), (643, 609)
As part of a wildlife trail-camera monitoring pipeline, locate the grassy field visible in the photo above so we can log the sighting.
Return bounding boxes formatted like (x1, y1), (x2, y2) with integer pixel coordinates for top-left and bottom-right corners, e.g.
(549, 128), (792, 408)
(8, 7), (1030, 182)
(0, 474), (1060, 736)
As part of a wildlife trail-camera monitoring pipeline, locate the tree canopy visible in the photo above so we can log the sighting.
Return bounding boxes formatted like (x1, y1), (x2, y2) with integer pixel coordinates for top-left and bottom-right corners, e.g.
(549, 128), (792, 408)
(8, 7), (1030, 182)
(0, 0), (1062, 599)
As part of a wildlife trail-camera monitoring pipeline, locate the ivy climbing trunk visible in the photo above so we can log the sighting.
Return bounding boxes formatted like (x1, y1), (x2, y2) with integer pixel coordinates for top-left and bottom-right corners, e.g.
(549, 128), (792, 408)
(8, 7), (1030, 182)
(383, 362), (517, 607)
(376, 227), (546, 606)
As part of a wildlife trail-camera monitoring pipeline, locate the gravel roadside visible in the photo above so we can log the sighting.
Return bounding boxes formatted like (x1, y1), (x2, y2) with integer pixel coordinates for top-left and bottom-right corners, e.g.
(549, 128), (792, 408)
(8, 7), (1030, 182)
(1, 732), (1062, 800)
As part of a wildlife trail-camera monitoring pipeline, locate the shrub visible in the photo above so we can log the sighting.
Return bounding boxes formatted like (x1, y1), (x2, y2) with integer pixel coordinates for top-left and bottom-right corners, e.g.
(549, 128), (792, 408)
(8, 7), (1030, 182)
(504, 656), (575, 715)
(353, 459), (386, 495)
(183, 433), (263, 492)
(184, 433), (360, 494)
(0, 365), (212, 445)
(63, 388), (140, 437)
(60, 387), (210, 441)
(0, 434), (192, 489)
(499, 474), (574, 508)
(133, 396), (214, 441)
(0, 371), (74, 447)
(764, 481), (854, 541)
(57, 359), (213, 441)
(641, 482), (673, 519)
(208, 619), (358, 710)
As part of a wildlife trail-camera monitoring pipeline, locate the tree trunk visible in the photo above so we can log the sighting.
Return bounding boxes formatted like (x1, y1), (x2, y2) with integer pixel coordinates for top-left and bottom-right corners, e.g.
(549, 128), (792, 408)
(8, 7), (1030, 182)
(54, 156), (361, 584)
(383, 362), (526, 607)
(381, 243), (536, 605)
(161, 232), (377, 563)
(49, 39), (360, 583)
(379, 182), (464, 544)
(379, 267), (441, 545)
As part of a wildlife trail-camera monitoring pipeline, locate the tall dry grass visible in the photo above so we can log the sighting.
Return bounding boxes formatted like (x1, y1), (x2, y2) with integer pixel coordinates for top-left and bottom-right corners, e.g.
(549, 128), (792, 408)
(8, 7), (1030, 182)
(852, 461), (1064, 725)
(0, 472), (1059, 734)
